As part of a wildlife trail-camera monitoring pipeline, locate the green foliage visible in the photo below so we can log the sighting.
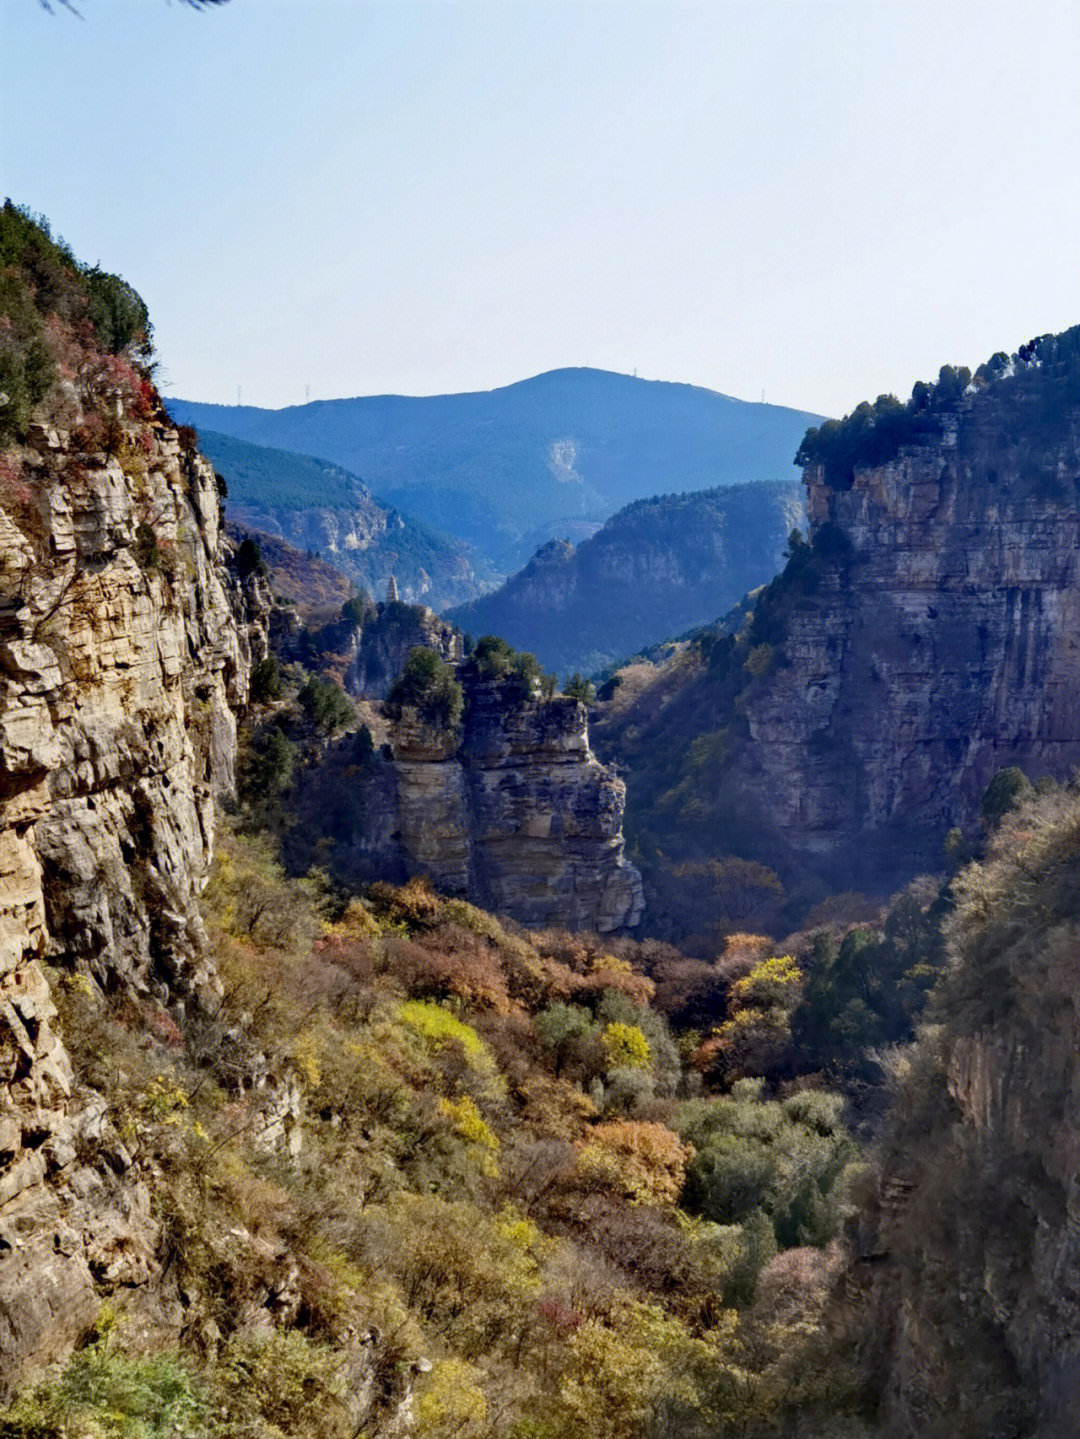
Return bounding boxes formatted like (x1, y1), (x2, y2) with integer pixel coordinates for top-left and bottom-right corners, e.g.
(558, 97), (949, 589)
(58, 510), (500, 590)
(213, 1330), (346, 1434)
(297, 674), (355, 732)
(796, 326), (1080, 492)
(386, 645), (464, 730)
(981, 765), (1034, 830)
(249, 654), (282, 703)
(676, 1085), (854, 1251)
(84, 267), (152, 359)
(0, 295), (54, 443)
(240, 724), (299, 801)
(132, 521), (160, 572)
(791, 888), (947, 1074)
(0, 203), (154, 443)
(0, 1336), (208, 1438)
(467, 634), (554, 701)
(235, 534), (268, 579)
(564, 673), (596, 704)
(340, 591), (373, 627)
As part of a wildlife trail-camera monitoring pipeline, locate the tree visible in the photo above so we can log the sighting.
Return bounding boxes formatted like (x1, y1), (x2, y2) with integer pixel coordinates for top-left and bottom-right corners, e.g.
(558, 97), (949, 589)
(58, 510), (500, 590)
(565, 673), (596, 705)
(981, 766), (1033, 830)
(386, 646), (464, 731)
(297, 675), (355, 733)
(235, 535), (268, 580)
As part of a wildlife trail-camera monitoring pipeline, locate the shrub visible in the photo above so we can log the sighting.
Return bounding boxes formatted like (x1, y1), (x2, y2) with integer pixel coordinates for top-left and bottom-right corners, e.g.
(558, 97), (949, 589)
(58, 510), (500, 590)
(601, 1022), (651, 1072)
(576, 1120), (692, 1205)
(298, 675), (356, 733)
(675, 1087), (855, 1249)
(235, 534), (268, 579)
(564, 673), (596, 704)
(249, 654), (282, 703)
(0, 1336), (209, 1439)
(386, 646), (464, 731)
(398, 1000), (502, 1095)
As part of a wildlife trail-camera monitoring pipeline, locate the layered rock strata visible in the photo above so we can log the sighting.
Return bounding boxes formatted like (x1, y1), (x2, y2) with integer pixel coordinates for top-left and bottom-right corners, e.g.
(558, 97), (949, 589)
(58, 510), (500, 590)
(0, 414), (264, 1391)
(394, 681), (644, 931)
(728, 401), (1080, 890)
(295, 678), (644, 933)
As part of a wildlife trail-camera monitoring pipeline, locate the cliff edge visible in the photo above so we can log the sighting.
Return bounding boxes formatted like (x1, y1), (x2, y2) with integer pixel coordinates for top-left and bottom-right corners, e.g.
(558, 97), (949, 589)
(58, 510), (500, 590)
(0, 280), (265, 1385)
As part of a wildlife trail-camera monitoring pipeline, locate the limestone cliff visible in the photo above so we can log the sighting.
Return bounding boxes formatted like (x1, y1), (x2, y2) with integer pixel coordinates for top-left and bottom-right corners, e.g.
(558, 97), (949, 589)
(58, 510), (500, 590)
(286, 676), (644, 933)
(732, 398), (1080, 889)
(842, 792), (1080, 1438)
(0, 408), (265, 1389)
(598, 339), (1080, 915)
(345, 602), (464, 698)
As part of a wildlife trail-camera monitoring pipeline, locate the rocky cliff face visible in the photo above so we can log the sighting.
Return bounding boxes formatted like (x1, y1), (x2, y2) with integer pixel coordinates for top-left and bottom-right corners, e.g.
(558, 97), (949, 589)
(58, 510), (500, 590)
(842, 792), (1080, 1438)
(345, 602), (463, 699)
(230, 498), (482, 609)
(732, 402), (1080, 890)
(0, 411), (265, 1390)
(288, 677), (644, 933)
(396, 681), (644, 931)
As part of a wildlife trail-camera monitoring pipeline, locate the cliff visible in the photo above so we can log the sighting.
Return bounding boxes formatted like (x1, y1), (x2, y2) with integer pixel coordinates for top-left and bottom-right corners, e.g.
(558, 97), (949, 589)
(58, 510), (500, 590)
(285, 675), (644, 933)
(735, 396), (1080, 888)
(596, 334), (1080, 919)
(842, 790), (1080, 1437)
(446, 480), (805, 677)
(0, 402), (268, 1388)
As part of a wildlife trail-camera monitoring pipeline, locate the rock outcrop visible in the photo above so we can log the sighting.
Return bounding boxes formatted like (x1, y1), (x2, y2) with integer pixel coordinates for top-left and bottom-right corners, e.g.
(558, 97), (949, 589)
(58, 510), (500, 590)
(0, 411), (265, 1392)
(288, 677), (644, 933)
(396, 681), (644, 931)
(730, 400), (1080, 890)
(345, 602), (463, 699)
(843, 792), (1080, 1438)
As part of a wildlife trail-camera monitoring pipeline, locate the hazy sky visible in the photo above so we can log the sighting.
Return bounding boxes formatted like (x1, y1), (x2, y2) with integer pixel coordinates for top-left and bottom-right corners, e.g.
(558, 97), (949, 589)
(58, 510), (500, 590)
(5, 1), (1079, 415)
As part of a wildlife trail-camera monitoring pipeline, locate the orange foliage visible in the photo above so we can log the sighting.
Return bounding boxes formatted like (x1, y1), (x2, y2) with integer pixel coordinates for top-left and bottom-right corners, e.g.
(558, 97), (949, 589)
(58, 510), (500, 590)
(576, 1120), (693, 1205)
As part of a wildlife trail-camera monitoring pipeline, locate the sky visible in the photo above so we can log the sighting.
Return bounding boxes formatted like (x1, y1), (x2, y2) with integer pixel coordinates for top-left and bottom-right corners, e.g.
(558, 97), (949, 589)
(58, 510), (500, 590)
(4, 0), (1080, 417)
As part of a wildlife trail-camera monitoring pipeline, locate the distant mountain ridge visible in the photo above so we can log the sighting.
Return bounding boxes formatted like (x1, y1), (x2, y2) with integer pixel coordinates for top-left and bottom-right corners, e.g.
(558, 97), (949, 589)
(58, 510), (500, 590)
(194, 428), (489, 609)
(447, 480), (805, 677)
(169, 368), (824, 572)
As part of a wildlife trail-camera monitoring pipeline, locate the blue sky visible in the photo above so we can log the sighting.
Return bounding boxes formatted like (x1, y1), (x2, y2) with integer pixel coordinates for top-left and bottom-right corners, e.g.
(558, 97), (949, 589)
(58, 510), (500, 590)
(4, 1), (1080, 415)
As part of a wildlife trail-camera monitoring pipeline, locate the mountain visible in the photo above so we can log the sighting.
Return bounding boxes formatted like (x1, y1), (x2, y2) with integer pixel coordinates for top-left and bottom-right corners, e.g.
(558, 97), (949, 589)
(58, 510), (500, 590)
(168, 369), (824, 572)
(446, 480), (805, 677)
(192, 427), (489, 609)
(593, 326), (1080, 936)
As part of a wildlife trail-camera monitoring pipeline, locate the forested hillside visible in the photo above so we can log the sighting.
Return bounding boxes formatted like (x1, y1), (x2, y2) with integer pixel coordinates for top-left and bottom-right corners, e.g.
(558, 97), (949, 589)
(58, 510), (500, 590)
(447, 480), (804, 678)
(197, 428), (489, 609)
(169, 370), (822, 573)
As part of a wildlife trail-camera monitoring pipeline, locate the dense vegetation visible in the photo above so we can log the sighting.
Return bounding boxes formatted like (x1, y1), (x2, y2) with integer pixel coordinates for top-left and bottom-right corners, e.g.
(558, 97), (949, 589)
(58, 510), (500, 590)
(0, 200), (157, 446)
(0, 818), (873, 1438)
(446, 481), (804, 678)
(795, 326), (1080, 492)
(196, 428), (372, 512)
(194, 428), (487, 611)
(169, 369), (822, 573)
